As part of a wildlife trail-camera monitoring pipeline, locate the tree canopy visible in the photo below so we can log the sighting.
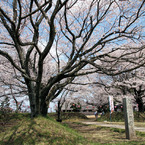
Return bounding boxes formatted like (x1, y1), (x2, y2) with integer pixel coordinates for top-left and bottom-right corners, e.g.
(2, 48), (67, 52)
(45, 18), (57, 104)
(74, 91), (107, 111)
(0, 0), (145, 117)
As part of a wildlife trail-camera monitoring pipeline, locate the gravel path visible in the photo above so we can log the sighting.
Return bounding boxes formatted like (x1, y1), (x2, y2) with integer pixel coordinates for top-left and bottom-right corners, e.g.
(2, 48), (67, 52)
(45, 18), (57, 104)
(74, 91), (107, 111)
(81, 121), (145, 132)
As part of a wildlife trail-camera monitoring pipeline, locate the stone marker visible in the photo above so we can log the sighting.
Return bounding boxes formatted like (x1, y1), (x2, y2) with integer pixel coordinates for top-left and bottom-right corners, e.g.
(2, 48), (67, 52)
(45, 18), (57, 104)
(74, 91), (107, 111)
(123, 97), (136, 140)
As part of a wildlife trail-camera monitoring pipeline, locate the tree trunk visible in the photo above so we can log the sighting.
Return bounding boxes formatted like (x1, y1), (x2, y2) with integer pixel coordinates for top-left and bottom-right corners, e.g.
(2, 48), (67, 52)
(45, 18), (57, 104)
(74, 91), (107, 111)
(40, 95), (48, 116)
(26, 80), (50, 117)
(57, 100), (62, 122)
(136, 98), (144, 112)
(29, 96), (38, 118)
(40, 101), (48, 116)
(30, 98), (48, 117)
(138, 103), (144, 112)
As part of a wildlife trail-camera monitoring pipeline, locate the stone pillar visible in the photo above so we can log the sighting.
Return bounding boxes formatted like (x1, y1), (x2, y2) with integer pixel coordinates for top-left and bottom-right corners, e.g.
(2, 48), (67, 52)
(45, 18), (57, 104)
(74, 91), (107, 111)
(123, 97), (136, 140)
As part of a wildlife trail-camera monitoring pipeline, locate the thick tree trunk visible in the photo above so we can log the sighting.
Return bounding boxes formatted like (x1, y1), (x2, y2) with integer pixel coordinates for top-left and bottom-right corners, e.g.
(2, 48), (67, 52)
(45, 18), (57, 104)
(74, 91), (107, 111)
(138, 102), (144, 112)
(30, 99), (48, 117)
(25, 79), (39, 118)
(26, 81), (49, 117)
(40, 95), (48, 116)
(29, 96), (38, 118)
(40, 102), (48, 116)
(134, 87), (144, 112)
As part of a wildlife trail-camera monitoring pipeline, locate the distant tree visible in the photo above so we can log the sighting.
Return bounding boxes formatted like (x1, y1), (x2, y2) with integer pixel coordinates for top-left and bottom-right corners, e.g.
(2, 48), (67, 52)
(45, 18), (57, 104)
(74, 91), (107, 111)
(0, 96), (13, 129)
(53, 89), (69, 122)
(0, 0), (145, 117)
(0, 57), (27, 112)
(112, 67), (145, 112)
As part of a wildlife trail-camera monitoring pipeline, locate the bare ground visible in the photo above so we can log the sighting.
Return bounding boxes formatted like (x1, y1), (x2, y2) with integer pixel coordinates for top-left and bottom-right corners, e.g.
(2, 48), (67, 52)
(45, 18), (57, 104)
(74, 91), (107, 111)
(82, 120), (145, 132)
(64, 119), (145, 144)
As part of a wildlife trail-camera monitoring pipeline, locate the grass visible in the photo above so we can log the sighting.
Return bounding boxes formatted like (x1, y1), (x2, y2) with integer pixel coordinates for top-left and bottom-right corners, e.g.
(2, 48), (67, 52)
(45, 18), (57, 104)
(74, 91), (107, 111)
(0, 112), (145, 145)
(97, 112), (145, 122)
(64, 121), (145, 145)
(48, 112), (88, 120)
(0, 114), (87, 145)
(95, 121), (145, 128)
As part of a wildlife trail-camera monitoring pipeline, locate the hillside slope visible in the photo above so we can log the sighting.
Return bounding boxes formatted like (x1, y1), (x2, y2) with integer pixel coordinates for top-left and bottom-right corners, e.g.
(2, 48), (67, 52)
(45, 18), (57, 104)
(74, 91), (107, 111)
(0, 114), (86, 145)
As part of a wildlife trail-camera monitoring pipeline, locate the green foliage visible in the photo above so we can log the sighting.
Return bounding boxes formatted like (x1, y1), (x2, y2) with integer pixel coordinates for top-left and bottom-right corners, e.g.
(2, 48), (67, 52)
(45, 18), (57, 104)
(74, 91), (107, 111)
(97, 112), (124, 122)
(136, 131), (145, 137)
(48, 112), (88, 120)
(134, 112), (145, 122)
(97, 112), (145, 122)
(0, 97), (13, 130)
(0, 97), (12, 114)
(109, 128), (125, 134)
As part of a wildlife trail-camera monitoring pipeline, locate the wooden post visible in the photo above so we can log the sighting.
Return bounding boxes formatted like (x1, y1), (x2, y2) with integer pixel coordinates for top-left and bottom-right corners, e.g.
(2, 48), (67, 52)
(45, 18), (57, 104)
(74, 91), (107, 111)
(123, 97), (136, 140)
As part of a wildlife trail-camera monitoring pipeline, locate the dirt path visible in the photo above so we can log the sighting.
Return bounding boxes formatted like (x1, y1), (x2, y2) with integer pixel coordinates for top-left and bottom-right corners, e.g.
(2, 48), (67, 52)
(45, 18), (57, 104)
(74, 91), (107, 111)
(64, 120), (145, 144)
(81, 121), (145, 132)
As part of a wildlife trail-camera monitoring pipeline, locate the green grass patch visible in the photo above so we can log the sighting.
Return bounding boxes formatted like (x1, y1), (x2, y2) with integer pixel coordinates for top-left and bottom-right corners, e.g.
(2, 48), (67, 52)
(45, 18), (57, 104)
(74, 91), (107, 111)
(0, 114), (87, 145)
(97, 112), (124, 122)
(136, 131), (145, 137)
(97, 112), (145, 122)
(48, 112), (88, 121)
(96, 126), (145, 138)
(1, 113), (145, 145)
(92, 126), (145, 145)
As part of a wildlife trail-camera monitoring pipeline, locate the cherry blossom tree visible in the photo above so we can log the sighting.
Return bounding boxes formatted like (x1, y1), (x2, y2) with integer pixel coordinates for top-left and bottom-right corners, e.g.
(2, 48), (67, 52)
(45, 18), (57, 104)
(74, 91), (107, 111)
(0, 57), (27, 112)
(0, 0), (145, 117)
(111, 67), (145, 112)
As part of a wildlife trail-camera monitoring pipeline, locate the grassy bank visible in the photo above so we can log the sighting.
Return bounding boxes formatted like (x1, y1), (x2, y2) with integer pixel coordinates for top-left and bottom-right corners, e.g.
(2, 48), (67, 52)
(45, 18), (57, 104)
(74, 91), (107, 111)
(0, 114), (87, 145)
(97, 112), (145, 122)
(48, 112), (88, 120)
(0, 113), (145, 145)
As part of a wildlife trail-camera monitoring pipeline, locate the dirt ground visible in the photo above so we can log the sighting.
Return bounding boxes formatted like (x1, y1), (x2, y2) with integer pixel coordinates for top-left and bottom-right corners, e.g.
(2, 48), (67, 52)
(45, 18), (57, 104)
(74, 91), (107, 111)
(82, 120), (145, 132)
(64, 120), (145, 144)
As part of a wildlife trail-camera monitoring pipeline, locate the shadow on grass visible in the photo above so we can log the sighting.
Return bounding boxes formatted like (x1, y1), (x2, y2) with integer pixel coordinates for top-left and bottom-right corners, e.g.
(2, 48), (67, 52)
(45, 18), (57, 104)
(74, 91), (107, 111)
(0, 116), (85, 145)
(0, 119), (65, 145)
(1, 120), (38, 145)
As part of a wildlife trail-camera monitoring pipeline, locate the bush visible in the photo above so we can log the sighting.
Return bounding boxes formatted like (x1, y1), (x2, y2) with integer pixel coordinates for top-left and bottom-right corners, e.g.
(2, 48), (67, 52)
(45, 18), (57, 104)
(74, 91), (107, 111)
(0, 97), (13, 129)
(48, 112), (88, 120)
(97, 112), (145, 122)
